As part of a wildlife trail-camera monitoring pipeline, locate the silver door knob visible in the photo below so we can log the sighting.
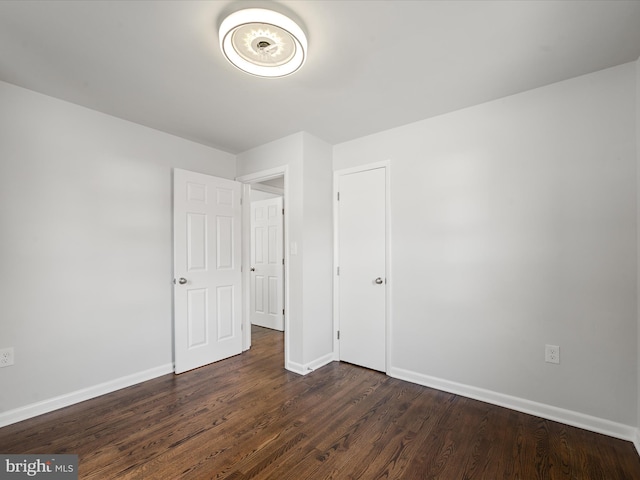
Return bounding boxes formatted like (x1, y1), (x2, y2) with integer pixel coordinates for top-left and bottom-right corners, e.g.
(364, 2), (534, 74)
(250, 267), (255, 272)
(177, 278), (187, 285)
(375, 277), (384, 284)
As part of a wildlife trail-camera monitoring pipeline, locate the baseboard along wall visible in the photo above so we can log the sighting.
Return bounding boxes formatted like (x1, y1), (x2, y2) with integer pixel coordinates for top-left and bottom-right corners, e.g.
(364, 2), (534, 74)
(2, 359), (638, 457)
(0, 364), (174, 428)
(286, 352), (335, 376)
(389, 366), (638, 445)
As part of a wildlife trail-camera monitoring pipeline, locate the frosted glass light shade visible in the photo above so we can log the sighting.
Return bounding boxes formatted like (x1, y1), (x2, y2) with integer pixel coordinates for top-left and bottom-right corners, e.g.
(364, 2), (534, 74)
(219, 9), (307, 78)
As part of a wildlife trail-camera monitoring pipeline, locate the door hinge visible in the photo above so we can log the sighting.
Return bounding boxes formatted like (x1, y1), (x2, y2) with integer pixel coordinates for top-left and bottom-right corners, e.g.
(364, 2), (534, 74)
(283, 309), (285, 315)
(337, 266), (340, 276)
(282, 208), (284, 215)
(282, 258), (285, 265)
(337, 192), (340, 201)
(337, 330), (340, 340)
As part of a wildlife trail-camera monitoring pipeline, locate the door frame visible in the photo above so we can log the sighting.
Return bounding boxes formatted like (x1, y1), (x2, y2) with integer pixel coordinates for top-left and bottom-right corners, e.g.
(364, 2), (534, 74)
(333, 160), (391, 372)
(236, 166), (290, 365)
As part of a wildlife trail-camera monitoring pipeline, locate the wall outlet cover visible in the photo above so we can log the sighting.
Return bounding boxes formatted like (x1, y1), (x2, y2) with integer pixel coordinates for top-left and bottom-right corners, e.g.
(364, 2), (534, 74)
(545, 344), (560, 364)
(0, 347), (14, 367)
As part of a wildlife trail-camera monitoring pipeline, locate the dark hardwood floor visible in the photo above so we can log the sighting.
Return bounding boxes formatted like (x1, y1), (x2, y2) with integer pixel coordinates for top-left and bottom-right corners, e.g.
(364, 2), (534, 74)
(2, 325), (640, 479)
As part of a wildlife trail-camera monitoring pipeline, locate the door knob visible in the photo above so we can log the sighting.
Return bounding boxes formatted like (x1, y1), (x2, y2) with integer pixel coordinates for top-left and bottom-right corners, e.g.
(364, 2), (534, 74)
(250, 267), (255, 272)
(177, 277), (187, 285)
(375, 277), (384, 284)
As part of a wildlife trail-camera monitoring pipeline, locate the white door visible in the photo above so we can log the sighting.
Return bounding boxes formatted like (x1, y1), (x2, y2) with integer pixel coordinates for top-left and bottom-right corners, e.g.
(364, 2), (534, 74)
(336, 166), (387, 372)
(173, 169), (242, 374)
(250, 197), (284, 331)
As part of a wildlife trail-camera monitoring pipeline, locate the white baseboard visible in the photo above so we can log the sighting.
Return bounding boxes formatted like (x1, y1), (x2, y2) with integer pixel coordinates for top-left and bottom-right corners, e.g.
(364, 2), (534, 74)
(0, 363), (174, 428)
(389, 366), (637, 443)
(285, 360), (307, 375)
(286, 352), (335, 376)
(4, 360), (636, 452)
(306, 353), (335, 373)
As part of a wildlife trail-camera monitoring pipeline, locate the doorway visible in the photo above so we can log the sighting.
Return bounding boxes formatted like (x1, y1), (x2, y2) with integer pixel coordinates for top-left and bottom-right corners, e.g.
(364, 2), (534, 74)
(237, 167), (289, 366)
(249, 182), (284, 331)
(173, 167), (289, 374)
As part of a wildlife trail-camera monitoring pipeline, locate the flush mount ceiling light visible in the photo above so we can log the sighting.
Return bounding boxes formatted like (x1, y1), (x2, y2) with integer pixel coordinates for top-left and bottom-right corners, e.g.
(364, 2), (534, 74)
(219, 8), (307, 78)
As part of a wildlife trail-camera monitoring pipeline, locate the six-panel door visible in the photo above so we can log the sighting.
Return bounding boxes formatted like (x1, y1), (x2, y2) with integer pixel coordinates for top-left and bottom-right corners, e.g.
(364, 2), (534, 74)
(250, 196), (284, 331)
(173, 169), (242, 374)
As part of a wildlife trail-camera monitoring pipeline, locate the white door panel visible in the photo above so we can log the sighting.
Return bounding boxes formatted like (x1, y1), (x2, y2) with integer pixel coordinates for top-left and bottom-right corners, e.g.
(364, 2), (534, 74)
(174, 169), (242, 374)
(250, 197), (284, 331)
(337, 166), (387, 372)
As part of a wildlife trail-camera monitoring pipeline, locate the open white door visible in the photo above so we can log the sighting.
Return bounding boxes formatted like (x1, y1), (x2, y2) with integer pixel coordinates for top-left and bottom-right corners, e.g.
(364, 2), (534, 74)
(173, 169), (242, 374)
(336, 165), (387, 372)
(250, 197), (284, 331)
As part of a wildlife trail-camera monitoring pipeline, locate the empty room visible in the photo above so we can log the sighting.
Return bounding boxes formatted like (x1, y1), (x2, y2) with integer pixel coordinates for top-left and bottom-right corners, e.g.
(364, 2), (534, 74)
(2, 1), (640, 478)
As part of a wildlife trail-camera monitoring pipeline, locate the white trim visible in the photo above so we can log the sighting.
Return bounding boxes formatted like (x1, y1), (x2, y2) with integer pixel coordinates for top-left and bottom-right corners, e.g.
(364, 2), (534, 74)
(236, 166), (287, 184)
(236, 166), (290, 370)
(332, 174), (339, 360)
(306, 353), (335, 373)
(0, 364), (173, 428)
(634, 429), (640, 457)
(285, 360), (307, 375)
(334, 160), (391, 177)
(390, 366), (637, 442)
(286, 354), (335, 376)
(333, 161), (392, 372)
(250, 183), (284, 196)
(240, 184), (253, 352)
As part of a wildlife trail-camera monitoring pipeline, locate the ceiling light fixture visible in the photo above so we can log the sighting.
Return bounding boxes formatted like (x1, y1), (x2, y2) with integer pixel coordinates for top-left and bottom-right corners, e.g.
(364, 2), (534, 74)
(219, 8), (307, 78)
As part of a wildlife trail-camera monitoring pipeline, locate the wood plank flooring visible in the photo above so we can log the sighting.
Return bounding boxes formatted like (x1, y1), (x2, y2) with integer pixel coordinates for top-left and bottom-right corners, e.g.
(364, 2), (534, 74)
(1, 325), (640, 479)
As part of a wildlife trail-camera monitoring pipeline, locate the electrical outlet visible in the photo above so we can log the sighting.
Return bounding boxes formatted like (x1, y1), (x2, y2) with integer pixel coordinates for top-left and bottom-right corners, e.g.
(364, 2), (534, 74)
(545, 344), (560, 364)
(0, 347), (14, 367)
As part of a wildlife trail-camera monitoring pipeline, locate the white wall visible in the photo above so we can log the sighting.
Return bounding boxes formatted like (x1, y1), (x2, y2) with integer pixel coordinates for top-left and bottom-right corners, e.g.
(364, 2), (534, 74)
(237, 132), (334, 372)
(301, 133), (334, 365)
(237, 134), (305, 367)
(334, 63), (637, 430)
(636, 56), (640, 449)
(0, 80), (235, 419)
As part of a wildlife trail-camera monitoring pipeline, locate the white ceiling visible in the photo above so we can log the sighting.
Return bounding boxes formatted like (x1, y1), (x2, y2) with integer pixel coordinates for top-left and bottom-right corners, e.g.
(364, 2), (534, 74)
(1, 1), (639, 154)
